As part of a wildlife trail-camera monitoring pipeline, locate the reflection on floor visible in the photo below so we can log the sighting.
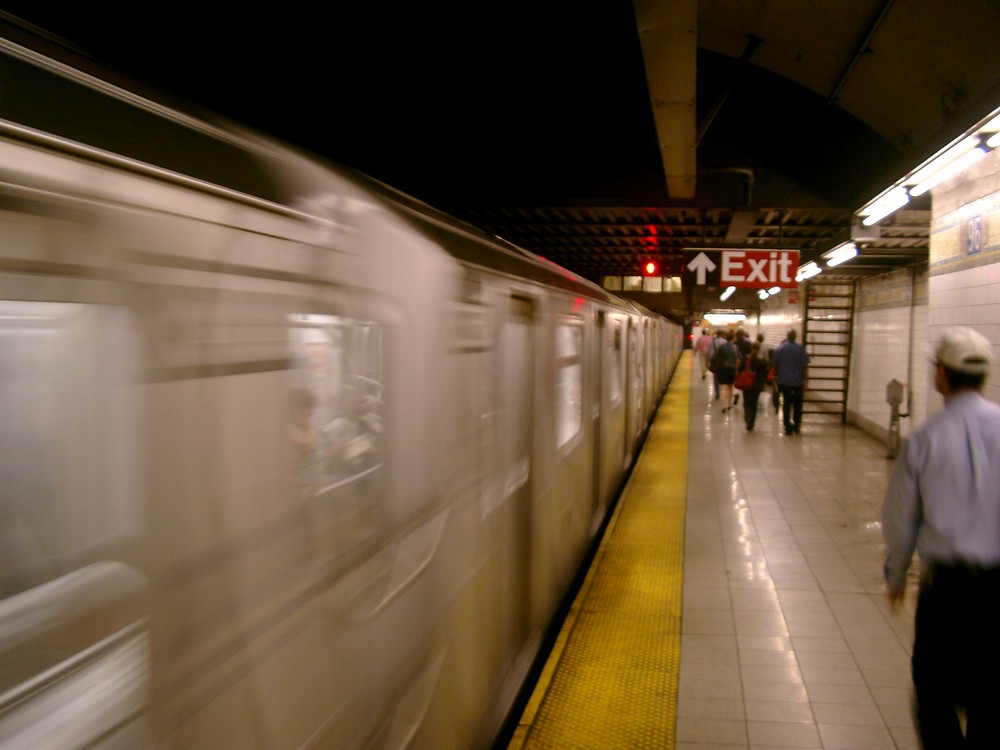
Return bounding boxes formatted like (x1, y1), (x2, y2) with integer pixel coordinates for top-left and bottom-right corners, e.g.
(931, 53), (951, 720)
(681, 356), (919, 750)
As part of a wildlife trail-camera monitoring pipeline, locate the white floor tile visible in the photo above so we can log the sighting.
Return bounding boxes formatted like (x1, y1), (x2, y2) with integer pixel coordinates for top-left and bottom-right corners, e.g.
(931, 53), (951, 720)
(679, 366), (921, 749)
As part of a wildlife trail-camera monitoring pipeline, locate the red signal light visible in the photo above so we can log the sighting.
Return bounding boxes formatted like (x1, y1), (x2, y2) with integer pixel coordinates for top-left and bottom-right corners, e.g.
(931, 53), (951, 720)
(643, 260), (658, 276)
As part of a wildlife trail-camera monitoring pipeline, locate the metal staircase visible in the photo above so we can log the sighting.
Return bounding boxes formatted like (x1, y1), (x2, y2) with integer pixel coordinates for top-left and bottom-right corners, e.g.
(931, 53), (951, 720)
(802, 278), (855, 423)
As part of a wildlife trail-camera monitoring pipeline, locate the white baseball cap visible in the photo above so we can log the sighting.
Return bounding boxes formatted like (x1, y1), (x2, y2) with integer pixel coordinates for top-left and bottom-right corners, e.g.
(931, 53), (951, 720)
(935, 327), (994, 374)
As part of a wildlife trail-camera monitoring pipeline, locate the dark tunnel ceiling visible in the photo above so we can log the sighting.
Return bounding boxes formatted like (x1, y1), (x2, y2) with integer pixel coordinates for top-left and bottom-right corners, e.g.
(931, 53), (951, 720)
(2, 2), (999, 320)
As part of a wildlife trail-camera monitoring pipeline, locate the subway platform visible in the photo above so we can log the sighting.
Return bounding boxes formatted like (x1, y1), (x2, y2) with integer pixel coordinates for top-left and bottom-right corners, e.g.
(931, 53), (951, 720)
(505, 351), (921, 750)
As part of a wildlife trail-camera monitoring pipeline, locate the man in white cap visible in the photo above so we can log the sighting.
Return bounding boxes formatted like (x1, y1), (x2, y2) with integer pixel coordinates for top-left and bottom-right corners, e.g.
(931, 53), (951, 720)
(882, 326), (1000, 748)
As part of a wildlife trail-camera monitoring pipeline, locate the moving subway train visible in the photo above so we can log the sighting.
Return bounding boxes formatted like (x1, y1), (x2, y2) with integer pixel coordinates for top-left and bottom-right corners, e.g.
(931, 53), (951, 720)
(0, 26), (682, 750)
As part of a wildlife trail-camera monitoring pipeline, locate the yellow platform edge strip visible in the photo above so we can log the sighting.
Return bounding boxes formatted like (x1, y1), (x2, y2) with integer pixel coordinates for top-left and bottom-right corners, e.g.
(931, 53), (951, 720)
(507, 352), (691, 749)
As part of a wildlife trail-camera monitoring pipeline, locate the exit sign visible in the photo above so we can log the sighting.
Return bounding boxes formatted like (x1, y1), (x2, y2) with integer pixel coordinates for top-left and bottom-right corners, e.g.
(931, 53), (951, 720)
(682, 249), (799, 289)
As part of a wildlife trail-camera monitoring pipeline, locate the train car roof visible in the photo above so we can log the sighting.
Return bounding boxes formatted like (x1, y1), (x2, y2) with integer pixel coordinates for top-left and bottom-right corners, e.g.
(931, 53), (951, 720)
(345, 170), (631, 306)
(0, 19), (653, 318)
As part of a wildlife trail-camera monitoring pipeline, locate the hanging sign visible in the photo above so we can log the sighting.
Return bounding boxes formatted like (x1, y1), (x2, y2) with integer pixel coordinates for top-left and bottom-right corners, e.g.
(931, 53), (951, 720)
(682, 249), (799, 289)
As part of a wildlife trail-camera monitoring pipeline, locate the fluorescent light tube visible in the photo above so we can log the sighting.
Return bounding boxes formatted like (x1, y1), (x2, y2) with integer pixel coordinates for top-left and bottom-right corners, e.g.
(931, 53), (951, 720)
(862, 187), (910, 226)
(826, 244), (858, 267)
(795, 261), (822, 281)
(910, 146), (986, 196)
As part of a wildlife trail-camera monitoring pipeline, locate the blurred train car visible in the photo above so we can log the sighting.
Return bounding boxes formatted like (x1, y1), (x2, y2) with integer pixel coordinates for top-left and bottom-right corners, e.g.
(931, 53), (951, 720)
(0, 23), (682, 750)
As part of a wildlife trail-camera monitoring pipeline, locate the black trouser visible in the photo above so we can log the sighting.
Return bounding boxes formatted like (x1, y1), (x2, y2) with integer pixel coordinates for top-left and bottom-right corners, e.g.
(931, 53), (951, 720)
(743, 387), (762, 428)
(779, 384), (803, 432)
(912, 564), (1000, 748)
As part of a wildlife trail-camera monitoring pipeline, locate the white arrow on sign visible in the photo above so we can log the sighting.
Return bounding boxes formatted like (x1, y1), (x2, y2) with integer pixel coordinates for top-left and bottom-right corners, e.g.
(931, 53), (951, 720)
(687, 252), (717, 285)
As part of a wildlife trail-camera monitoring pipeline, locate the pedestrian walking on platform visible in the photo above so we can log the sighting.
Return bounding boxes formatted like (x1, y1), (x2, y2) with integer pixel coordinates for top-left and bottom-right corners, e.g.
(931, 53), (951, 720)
(710, 330), (739, 412)
(741, 341), (770, 431)
(756, 332), (780, 415)
(709, 329), (726, 400)
(882, 326), (1000, 749)
(771, 329), (809, 434)
(695, 328), (712, 380)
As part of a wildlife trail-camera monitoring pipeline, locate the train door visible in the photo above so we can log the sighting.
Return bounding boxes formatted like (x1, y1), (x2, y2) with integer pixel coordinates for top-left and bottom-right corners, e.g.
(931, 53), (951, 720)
(624, 317), (638, 464)
(630, 318), (645, 446)
(644, 319), (657, 414)
(497, 296), (533, 673)
(590, 311), (605, 526)
(596, 314), (626, 510)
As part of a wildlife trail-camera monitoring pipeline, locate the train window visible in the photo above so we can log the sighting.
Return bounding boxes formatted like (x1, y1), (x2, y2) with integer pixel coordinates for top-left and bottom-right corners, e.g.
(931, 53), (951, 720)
(287, 313), (384, 557)
(622, 276), (644, 292)
(608, 319), (623, 404)
(642, 277), (663, 293)
(0, 301), (143, 599)
(556, 318), (583, 449)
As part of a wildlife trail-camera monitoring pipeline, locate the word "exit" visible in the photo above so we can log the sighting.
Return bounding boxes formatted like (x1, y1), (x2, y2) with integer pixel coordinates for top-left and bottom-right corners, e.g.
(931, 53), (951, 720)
(722, 250), (798, 288)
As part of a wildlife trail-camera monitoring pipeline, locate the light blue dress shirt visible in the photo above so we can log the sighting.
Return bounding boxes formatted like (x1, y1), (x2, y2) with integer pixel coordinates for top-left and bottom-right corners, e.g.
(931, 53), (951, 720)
(882, 391), (1000, 593)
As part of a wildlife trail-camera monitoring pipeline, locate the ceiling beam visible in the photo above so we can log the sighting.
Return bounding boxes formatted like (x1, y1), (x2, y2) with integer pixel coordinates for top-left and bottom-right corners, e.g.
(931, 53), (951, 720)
(697, 35), (762, 146)
(634, 0), (698, 199)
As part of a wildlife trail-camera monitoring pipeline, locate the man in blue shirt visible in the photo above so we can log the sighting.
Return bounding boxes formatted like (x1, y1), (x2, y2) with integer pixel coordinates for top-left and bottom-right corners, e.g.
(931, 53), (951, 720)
(771, 329), (809, 434)
(882, 326), (1000, 749)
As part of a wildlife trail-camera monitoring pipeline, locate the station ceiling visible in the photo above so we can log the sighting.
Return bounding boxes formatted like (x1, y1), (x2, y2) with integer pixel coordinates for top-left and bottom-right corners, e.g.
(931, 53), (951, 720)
(3, 2), (1000, 321)
(438, 0), (998, 320)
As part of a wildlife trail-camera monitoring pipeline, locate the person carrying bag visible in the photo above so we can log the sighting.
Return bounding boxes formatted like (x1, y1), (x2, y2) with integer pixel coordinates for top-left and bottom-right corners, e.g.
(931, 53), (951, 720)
(740, 342), (772, 431)
(734, 359), (756, 391)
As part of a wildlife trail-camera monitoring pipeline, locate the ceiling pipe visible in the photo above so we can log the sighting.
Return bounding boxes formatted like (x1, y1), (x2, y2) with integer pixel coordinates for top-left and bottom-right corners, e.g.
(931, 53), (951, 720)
(827, 0), (898, 106)
(697, 34), (762, 146)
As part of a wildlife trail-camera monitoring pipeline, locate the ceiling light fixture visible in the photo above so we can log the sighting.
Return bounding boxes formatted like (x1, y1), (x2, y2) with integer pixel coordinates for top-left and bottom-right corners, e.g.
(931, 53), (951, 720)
(910, 145), (987, 196)
(720, 286), (735, 301)
(861, 187), (910, 226)
(850, 109), (999, 249)
(704, 312), (746, 325)
(825, 242), (858, 267)
(908, 136), (981, 187)
(980, 110), (1000, 147)
(979, 112), (1000, 133)
(795, 261), (822, 281)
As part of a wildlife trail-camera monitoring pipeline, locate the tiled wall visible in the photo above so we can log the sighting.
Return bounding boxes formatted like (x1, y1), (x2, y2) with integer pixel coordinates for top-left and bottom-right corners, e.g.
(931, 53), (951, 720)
(928, 265), (1000, 406)
(925, 147), (1000, 408)
(850, 269), (929, 440)
(847, 147), (1000, 441)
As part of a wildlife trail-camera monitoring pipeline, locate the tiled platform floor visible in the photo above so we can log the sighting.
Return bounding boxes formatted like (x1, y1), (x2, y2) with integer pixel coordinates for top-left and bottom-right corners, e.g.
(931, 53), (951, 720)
(680, 355), (920, 749)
